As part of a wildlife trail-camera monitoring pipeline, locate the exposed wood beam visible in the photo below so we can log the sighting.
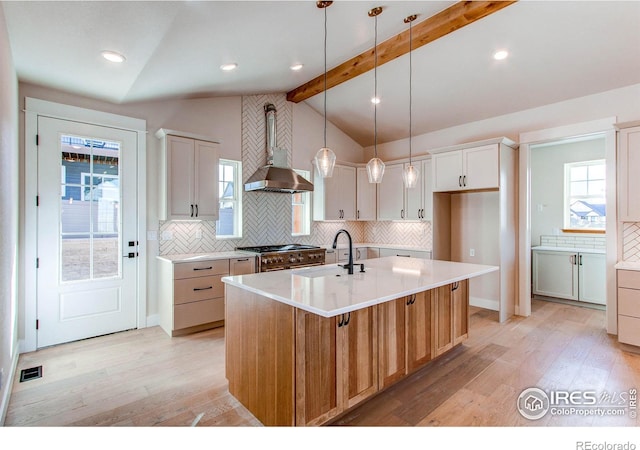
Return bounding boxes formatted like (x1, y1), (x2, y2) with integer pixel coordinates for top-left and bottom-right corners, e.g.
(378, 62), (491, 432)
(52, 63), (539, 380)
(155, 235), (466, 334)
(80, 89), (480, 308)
(286, 1), (517, 103)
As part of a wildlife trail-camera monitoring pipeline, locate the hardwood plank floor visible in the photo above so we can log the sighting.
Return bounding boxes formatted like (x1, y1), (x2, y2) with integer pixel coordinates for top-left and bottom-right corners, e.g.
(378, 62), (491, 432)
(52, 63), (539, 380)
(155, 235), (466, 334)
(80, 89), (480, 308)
(4, 299), (640, 427)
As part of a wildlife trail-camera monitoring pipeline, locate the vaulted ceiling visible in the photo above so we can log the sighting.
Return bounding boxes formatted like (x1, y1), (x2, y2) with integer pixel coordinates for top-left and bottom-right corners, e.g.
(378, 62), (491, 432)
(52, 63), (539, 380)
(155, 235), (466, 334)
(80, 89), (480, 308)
(3, 1), (640, 147)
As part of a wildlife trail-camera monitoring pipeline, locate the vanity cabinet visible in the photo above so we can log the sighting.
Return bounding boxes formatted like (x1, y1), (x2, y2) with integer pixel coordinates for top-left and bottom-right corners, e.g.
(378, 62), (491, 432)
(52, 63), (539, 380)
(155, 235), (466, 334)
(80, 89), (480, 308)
(532, 249), (605, 305)
(432, 144), (499, 192)
(313, 164), (356, 221)
(156, 129), (220, 221)
(617, 123), (640, 221)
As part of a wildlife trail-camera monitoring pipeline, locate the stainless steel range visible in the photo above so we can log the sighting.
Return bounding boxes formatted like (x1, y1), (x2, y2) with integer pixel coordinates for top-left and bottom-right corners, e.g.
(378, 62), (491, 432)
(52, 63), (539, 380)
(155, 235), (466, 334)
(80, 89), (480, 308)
(236, 244), (326, 272)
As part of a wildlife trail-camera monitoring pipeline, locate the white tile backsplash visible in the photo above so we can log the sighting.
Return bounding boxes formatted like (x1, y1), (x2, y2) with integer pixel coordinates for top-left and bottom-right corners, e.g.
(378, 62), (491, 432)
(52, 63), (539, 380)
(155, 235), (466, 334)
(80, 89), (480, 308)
(622, 222), (640, 261)
(539, 234), (606, 249)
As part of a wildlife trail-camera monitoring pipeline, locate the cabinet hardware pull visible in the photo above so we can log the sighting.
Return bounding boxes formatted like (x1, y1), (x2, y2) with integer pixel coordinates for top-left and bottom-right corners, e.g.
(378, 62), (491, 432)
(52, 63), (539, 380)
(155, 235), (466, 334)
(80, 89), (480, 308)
(338, 314), (344, 327)
(344, 312), (351, 326)
(236, 258), (249, 262)
(193, 266), (213, 271)
(195, 204), (198, 217)
(459, 176), (462, 187)
(397, 254), (410, 258)
(452, 281), (459, 291)
(190, 204), (194, 217)
(357, 210), (360, 220)
(193, 286), (213, 291)
(579, 254), (583, 265)
(463, 175), (466, 187)
(401, 209), (404, 219)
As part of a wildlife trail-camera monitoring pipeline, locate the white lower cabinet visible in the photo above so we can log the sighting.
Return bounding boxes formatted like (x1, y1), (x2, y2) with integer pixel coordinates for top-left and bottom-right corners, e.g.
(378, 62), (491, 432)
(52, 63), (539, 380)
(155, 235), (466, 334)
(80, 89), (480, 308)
(532, 249), (605, 305)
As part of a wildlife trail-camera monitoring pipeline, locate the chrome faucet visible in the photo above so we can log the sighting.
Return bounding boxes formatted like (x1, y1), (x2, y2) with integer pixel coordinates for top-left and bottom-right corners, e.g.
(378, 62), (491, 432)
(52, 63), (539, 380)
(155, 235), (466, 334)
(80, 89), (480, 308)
(332, 229), (364, 275)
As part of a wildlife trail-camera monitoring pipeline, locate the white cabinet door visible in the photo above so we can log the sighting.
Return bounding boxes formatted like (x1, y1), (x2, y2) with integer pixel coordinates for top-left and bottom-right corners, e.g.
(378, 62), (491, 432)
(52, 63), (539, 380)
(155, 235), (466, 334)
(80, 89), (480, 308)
(162, 133), (219, 221)
(421, 159), (433, 221)
(355, 248), (368, 261)
(532, 250), (579, 300)
(193, 139), (219, 220)
(405, 162), (423, 220)
(167, 135), (196, 219)
(463, 144), (499, 190)
(325, 249), (338, 264)
(356, 167), (377, 221)
(578, 252), (606, 305)
(618, 126), (640, 221)
(433, 150), (463, 192)
(314, 165), (356, 221)
(377, 163), (405, 220)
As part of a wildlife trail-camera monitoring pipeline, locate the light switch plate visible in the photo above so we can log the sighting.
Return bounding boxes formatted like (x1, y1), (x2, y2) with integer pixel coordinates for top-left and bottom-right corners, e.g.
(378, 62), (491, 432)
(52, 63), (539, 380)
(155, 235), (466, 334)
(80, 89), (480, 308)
(147, 230), (158, 241)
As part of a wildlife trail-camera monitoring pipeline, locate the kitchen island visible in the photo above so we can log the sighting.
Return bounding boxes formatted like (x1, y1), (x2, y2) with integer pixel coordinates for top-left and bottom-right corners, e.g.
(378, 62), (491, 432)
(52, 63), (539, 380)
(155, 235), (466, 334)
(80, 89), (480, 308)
(222, 256), (498, 426)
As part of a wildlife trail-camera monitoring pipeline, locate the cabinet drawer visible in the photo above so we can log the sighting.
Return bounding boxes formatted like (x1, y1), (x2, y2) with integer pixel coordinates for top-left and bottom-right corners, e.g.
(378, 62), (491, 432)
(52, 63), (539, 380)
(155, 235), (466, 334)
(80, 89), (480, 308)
(618, 315), (640, 346)
(174, 298), (224, 330)
(618, 288), (640, 318)
(174, 275), (224, 304)
(618, 270), (640, 290)
(174, 259), (229, 279)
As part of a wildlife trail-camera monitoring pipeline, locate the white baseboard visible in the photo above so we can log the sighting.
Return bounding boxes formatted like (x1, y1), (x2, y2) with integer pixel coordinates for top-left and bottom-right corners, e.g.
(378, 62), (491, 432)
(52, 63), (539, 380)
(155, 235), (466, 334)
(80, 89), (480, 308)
(470, 296), (499, 311)
(145, 314), (160, 328)
(1, 350), (19, 426)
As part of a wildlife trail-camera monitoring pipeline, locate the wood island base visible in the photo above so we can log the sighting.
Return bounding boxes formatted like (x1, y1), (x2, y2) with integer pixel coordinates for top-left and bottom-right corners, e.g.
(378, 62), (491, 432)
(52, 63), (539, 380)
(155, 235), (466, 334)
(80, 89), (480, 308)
(224, 280), (469, 426)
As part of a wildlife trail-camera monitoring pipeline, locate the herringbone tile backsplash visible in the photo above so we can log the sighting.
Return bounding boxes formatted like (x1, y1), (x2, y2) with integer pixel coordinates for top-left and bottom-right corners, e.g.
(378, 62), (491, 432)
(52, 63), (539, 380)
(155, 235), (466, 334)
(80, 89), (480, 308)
(158, 93), (433, 255)
(622, 222), (640, 261)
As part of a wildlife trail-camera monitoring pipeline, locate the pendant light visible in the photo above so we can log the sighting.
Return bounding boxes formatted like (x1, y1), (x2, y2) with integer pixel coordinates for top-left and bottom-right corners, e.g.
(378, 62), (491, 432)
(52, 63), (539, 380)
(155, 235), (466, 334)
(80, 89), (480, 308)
(403, 14), (420, 189)
(366, 6), (385, 184)
(314, 1), (336, 178)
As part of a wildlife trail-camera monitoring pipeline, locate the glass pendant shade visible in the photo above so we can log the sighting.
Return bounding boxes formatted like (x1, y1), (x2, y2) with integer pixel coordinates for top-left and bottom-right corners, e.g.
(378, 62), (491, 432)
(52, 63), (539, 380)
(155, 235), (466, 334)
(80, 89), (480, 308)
(403, 164), (420, 188)
(314, 147), (336, 178)
(366, 157), (385, 184)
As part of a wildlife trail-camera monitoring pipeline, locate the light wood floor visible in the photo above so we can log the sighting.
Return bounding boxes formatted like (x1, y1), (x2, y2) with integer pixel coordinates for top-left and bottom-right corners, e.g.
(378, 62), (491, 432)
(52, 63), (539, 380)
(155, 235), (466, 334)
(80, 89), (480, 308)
(5, 299), (640, 427)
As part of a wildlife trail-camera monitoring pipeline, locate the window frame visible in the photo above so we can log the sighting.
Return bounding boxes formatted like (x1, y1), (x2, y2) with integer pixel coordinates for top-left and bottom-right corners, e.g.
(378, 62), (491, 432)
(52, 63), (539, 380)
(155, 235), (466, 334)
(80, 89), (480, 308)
(292, 169), (311, 237)
(563, 159), (606, 231)
(216, 158), (242, 239)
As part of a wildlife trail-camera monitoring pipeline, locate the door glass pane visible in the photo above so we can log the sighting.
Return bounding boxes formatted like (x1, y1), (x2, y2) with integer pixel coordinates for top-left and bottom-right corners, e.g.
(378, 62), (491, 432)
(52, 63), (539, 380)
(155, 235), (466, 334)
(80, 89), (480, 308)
(60, 135), (121, 282)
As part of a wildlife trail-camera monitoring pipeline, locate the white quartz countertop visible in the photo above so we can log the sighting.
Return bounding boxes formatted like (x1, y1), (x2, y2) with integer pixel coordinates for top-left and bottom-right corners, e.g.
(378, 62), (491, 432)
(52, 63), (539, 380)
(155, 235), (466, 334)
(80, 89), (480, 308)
(222, 256), (498, 317)
(157, 251), (255, 263)
(531, 246), (605, 254)
(615, 261), (640, 271)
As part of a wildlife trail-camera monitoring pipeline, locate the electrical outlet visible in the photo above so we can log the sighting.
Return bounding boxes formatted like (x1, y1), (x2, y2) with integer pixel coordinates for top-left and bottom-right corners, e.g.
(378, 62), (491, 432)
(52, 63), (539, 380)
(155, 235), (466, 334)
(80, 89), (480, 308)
(147, 230), (158, 241)
(161, 231), (173, 241)
(469, 248), (475, 257)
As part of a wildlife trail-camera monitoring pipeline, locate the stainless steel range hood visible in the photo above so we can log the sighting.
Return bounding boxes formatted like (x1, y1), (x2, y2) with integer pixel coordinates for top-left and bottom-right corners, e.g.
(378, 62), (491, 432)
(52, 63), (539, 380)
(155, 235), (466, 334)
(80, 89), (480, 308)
(244, 103), (313, 194)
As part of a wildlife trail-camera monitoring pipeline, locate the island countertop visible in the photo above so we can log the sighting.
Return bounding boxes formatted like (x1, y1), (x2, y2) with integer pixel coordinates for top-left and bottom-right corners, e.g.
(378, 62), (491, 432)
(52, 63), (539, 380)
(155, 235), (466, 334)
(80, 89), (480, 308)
(222, 256), (498, 318)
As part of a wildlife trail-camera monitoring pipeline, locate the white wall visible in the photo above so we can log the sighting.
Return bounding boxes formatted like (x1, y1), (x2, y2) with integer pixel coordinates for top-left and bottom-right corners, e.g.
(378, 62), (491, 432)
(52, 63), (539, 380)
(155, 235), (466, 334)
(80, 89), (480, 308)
(0, 4), (19, 424)
(16, 83), (365, 332)
(531, 136), (606, 246)
(365, 83), (640, 161)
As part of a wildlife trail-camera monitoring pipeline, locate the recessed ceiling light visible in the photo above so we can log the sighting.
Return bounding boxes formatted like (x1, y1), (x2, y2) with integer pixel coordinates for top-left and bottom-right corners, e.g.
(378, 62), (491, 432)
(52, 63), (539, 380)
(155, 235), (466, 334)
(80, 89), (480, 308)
(493, 50), (509, 61)
(371, 97), (381, 105)
(220, 63), (238, 71)
(101, 51), (126, 63)
(290, 63), (304, 71)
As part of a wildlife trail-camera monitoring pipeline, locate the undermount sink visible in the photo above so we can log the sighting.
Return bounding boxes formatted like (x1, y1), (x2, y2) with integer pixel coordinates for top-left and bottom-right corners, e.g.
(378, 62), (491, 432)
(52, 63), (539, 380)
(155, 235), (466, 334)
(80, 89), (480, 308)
(293, 266), (348, 278)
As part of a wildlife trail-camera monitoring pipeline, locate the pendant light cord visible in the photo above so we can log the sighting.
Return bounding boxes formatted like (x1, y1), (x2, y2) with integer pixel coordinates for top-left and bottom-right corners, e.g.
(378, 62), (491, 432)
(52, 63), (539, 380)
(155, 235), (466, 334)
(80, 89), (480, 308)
(409, 19), (413, 165)
(323, 5), (328, 148)
(374, 13), (378, 158)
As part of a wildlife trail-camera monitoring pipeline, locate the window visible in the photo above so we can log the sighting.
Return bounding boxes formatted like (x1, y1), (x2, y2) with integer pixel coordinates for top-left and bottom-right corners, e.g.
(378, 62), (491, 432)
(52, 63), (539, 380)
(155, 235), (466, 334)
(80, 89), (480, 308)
(564, 159), (606, 230)
(216, 159), (242, 238)
(292, 169), (311, 236)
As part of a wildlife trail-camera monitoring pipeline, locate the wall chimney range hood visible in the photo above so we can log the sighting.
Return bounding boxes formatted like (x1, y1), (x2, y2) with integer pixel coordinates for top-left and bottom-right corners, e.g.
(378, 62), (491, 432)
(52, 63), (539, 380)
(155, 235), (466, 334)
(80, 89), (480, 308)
(244, 103), (313, 194)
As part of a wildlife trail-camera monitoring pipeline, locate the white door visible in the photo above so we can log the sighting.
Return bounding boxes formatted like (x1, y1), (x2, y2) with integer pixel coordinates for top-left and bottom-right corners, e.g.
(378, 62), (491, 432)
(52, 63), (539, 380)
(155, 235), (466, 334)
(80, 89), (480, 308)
(463, 144), (499, 190)
(37, 117), (138, 348)
(356, 167), (376, 221)
(377, 163), (405, 220)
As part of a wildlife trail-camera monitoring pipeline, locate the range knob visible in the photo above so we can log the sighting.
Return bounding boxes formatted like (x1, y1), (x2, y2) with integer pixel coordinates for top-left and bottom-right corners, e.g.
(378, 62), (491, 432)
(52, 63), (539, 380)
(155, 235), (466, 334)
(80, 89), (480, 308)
(289, 255), (296, 263)
(263, 257), (270, 264)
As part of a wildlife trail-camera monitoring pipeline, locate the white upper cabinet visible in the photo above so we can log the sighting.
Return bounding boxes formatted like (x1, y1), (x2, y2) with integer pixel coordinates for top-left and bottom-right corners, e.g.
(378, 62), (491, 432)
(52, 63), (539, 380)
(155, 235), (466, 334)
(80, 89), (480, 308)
(377, 159), (432, 221)
(313, 164), (356, 221)
(356, 167), (376, 221)
(617, 123), (640, 221)
(157, 129), (220, 221)
(432, 144), (499, 192)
